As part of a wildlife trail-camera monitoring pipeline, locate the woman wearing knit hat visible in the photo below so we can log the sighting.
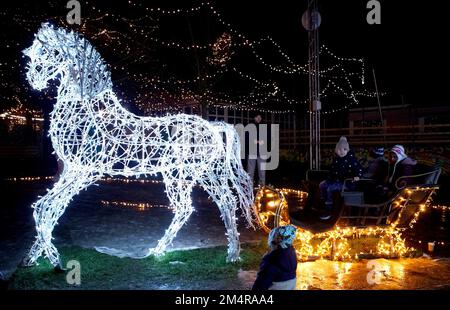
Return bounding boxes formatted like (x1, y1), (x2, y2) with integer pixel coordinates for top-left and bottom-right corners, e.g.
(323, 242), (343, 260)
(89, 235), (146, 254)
(252, 225), (297, 290)
(319, 136), (363, 220)
(387, 144), (417, 187)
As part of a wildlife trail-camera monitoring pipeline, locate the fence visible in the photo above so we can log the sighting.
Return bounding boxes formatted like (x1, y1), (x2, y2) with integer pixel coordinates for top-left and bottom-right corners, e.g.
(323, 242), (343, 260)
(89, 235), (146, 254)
(280, 124), (450, 150)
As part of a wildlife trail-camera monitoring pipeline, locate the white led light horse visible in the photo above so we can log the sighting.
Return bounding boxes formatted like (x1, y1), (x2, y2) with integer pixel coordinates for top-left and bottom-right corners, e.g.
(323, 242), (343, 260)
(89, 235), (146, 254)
(22, 23), (254, 268)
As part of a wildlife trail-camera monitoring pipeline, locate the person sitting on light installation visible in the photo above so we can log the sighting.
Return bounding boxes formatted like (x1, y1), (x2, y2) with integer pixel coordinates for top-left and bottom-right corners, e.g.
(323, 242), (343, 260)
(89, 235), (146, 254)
(21, 23), (255, 269)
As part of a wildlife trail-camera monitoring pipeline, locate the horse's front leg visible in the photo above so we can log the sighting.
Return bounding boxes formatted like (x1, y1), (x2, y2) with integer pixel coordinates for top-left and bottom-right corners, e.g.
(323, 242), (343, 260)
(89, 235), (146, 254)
(22, 170), (99, 268)
(149, 180), (194, 257)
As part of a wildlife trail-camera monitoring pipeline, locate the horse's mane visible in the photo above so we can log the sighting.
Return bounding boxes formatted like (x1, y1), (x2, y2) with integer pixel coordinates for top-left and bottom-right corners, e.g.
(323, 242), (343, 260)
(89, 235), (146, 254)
(37, 23), (112, 97)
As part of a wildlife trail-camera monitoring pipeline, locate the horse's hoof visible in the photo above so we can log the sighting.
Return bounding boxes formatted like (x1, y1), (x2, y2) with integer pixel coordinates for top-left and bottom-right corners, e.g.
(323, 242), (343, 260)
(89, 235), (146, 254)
(148, 247), (165, 257)
(19, 257), (36, 268)
(226, 256), (241, 263)
(54, 264), (66, 273)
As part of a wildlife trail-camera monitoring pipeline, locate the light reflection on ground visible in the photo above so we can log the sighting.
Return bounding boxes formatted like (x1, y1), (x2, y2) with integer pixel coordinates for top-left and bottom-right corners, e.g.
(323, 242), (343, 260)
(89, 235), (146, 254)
(294, 258), (450, 290)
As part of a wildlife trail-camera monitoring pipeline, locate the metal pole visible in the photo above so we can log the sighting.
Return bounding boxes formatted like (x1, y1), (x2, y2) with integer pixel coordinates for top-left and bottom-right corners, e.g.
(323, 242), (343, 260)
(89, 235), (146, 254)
(372, 68), (386, 147)
(305, 0), (321, 170)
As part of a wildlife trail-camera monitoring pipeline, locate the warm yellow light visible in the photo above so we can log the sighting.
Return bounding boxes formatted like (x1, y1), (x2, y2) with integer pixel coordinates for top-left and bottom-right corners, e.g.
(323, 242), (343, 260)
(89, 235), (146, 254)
(252, 186), (436, 261)
(267, 199), (281, 209)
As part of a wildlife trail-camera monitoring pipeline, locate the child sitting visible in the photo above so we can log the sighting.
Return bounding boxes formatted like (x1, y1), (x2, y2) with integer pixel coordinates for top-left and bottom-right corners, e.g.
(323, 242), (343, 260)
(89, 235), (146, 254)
(252, 225), (297, 290)
(319, 136), (363, 220)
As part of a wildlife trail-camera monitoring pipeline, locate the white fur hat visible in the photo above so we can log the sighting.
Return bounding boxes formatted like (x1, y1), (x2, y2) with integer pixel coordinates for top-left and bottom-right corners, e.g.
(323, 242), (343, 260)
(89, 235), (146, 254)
(335, 136), (349, 151)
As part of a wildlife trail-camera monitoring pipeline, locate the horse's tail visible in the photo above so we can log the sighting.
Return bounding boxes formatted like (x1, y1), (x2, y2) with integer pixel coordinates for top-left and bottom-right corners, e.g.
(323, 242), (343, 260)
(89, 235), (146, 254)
(220, 123), (256, 229)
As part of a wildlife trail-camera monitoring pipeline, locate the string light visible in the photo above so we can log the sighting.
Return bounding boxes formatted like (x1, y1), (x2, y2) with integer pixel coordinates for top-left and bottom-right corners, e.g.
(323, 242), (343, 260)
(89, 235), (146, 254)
(100, 176), (163, 185)
(293, 225), (411, 261)
(254, 185), (440, 261)
(5, 176), (54, 182)
(389, 186), (439, 229)
(0, 1), (380, 116)
(21, 23), (255, 268)
(101, 200), (173, 212)
(432, 205), (450, 211)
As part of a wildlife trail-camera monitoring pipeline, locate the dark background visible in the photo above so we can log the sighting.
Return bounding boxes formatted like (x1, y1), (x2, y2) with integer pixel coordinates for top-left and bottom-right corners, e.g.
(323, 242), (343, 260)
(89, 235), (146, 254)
(1, 0), (449, 113)
(215, 0), (449, 106)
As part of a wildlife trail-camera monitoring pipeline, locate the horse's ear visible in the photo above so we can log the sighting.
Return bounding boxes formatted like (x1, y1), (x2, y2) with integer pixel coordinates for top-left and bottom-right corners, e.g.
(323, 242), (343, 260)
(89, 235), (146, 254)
(38, 22), (57, 39)
(39, 23), (49, 36)
(22, 47), (31, 57)
(41, 22), (53, 30)
(36, 24), (53, 46)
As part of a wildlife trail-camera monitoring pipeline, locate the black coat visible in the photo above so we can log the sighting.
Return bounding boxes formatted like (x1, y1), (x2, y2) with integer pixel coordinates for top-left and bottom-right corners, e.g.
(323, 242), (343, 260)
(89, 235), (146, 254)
(328, 150), (363, 182)
(365, 157), (388, 183)
(245, 121), (271, 158)
(252, 246), (297, 290)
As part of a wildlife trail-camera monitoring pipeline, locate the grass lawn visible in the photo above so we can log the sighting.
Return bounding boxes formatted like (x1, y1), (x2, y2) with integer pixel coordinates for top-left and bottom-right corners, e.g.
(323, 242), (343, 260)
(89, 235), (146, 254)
(6, 235), (424, 290)
(8, 242), (267, 290)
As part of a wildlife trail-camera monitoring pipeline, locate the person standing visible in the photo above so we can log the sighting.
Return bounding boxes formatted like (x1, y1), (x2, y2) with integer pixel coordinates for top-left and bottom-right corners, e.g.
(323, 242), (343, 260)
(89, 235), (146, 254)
(247, 113), (267, 187)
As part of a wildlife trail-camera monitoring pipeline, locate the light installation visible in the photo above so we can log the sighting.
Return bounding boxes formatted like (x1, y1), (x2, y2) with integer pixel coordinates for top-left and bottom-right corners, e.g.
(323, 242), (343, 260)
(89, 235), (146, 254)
(254, 186), (439, 261)
(21, 23), (254, 268)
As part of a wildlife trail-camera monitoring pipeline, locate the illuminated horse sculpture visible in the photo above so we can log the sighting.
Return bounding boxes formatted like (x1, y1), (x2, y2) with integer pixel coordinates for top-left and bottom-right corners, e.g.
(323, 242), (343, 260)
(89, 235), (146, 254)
(22, 23), (254, 268)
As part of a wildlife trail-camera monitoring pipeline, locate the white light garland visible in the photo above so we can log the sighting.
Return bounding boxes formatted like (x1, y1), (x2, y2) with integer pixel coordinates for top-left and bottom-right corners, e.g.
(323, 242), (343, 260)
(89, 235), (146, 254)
(21, 23), (255, 267)
(100, 200), (173, 211)
(1, 1), (380, 116)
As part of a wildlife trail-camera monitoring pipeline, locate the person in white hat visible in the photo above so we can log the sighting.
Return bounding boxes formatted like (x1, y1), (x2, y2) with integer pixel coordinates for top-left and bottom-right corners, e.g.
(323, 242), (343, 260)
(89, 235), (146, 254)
(387, 144), (417, 187)
(252, 225), (297, 290)
(319, 136), (363, 220)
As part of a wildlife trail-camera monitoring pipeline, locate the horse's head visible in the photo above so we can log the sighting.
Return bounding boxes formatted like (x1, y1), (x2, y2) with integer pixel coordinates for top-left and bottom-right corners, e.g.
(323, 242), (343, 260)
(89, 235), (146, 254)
(23, 23), (67, 91)
(23, 23), (112, 96)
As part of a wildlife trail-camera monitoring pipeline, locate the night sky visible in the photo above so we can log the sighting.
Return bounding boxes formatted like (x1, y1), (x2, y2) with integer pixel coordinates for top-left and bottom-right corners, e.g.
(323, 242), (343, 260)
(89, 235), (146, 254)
(217, 0), (450, 106)
(1, 0), (449, 116)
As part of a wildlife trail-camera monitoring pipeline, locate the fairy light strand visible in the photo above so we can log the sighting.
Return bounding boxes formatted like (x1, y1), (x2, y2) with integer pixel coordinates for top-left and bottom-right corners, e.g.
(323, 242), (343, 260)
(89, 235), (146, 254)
(254, 185), (440, 261)
(0, 1), (380, 115)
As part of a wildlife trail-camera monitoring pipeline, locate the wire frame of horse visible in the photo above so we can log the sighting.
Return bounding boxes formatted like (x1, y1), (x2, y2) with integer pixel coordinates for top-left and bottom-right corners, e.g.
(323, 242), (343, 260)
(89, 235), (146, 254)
(21, 23), (255, 268)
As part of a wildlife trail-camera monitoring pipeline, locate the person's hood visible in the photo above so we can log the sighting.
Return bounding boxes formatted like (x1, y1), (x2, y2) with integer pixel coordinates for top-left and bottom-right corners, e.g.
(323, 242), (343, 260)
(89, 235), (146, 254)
(388, 150), (416, 183)
(391, 145), (407, 164)
(400, 157), (417, 165)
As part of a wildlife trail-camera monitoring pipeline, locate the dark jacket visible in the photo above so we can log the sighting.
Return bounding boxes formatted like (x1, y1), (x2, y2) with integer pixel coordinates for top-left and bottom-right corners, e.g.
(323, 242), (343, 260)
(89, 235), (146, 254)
(388, 157), (417, 187)
(329, 150), (364, 182)
(365, 157), (388, 183)
(252, 246), (297, 290)
(246, 121), (271, 158)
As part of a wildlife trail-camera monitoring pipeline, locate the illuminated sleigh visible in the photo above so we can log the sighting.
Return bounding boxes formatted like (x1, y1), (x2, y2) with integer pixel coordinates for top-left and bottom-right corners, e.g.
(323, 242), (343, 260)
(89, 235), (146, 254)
(253, 168), (441, 261)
